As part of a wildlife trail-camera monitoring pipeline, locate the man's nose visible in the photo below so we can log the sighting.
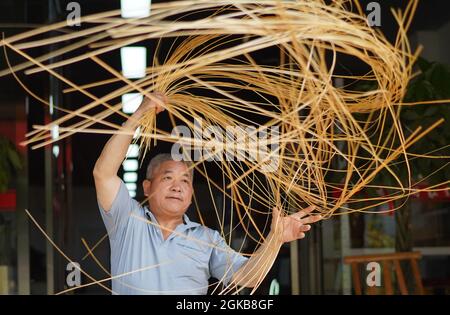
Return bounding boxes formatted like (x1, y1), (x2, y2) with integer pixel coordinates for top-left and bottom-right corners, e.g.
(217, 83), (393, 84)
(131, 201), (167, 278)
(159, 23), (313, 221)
(170, 183), (182, 192)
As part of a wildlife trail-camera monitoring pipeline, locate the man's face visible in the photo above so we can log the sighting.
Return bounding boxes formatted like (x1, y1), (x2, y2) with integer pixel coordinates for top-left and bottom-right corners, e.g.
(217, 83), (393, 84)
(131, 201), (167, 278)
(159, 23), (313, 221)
(143, 160), (193, 218)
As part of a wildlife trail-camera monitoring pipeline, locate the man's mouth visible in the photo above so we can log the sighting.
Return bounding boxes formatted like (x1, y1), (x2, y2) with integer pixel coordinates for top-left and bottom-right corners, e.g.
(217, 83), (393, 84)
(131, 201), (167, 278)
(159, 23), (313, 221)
(166, 196), (183, 201)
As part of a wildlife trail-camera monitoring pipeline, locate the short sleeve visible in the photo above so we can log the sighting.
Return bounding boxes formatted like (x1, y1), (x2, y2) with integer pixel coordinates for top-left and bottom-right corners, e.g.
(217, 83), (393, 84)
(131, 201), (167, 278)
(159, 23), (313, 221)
(209, 231), (248, 285)
(98, 180), (140, 241)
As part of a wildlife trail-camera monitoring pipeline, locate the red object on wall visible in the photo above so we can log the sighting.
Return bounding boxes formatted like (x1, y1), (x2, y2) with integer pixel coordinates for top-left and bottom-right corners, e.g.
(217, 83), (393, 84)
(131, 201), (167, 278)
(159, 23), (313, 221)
(0, 100), (28, 212)
(411, 185), (450, 201)
(0, 190), (17, 211)
(331, 185), (450, 202)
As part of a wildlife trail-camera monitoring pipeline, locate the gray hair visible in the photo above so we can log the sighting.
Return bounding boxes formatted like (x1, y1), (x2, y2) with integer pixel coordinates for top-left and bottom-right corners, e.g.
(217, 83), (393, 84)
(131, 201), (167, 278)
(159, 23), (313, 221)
(146, 153), (194, 181)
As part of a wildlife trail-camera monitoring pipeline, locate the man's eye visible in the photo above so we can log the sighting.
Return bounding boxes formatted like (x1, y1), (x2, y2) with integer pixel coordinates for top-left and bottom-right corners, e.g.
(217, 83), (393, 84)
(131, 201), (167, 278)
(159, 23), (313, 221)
(163, 176), (171, 180)
(182, 179), (189, 183)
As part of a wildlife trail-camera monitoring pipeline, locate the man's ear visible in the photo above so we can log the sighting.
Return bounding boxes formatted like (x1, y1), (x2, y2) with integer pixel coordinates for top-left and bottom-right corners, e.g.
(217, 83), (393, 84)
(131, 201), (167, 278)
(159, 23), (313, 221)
(142, 179), (151, 196)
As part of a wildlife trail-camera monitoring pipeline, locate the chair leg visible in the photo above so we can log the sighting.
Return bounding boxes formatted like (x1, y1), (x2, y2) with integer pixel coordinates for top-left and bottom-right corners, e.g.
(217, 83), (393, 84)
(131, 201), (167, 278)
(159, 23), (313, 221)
(383, 260), (393, 295)
(394, 260), (408, 295)
(410, 259), (425, 295)
(351, 263), (362, 295)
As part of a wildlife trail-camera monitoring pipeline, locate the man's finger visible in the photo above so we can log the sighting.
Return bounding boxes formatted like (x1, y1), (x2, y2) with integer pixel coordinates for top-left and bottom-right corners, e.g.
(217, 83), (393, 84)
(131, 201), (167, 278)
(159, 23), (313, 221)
(298, 224), (311, 232)
(301, 214), (323, 224)
(303, 205), (316, 214)
(294, 205), (316, 219)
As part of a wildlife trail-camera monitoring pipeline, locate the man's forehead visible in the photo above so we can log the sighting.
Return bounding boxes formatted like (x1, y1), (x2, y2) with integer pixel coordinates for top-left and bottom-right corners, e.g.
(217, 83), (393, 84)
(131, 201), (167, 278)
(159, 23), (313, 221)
(158, 161), (190, 175)
(162, 169), (189, 176)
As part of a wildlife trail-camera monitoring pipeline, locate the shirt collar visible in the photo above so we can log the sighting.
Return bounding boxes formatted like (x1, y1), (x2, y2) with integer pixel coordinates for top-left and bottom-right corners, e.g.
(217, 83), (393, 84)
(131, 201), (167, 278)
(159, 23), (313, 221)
(144, 207), (200, 230)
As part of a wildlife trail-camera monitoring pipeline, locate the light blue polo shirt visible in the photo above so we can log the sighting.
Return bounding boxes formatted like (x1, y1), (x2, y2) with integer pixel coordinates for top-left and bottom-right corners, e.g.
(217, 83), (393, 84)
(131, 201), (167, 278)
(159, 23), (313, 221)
(98, 180), (248, 295)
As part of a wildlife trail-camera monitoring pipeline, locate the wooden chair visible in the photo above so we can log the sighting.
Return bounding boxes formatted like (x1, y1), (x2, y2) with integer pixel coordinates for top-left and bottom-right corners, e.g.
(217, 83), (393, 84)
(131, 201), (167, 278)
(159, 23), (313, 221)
(343, 251), (424, 295)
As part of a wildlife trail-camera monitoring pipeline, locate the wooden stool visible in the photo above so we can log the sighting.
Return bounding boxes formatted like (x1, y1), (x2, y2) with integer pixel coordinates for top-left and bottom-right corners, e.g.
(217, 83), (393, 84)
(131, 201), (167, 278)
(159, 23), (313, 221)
(343, 251), (424, 295)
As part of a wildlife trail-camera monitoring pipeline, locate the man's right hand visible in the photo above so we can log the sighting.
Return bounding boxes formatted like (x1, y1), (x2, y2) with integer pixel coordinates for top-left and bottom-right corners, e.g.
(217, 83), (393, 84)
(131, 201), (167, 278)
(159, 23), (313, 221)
(135, 92), (167, 116)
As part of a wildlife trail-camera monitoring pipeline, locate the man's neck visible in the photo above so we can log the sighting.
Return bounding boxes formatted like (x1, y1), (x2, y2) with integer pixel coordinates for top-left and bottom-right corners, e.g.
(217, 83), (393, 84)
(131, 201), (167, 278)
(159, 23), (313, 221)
(151, 211), (184, 240)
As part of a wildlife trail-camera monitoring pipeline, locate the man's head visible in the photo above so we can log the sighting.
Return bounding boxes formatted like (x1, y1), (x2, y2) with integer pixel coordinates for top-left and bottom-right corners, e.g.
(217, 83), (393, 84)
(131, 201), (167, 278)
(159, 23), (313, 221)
(142, 154), (194, 220)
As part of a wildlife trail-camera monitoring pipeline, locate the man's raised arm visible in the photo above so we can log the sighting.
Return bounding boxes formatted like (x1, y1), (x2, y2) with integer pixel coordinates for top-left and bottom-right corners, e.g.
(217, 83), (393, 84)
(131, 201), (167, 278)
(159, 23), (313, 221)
(93, 93), (166, 212)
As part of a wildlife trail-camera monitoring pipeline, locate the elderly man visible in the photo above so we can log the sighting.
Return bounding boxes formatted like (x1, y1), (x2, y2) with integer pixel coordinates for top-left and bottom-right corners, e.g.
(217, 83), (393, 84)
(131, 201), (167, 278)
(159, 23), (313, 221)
(93, 93), (322, 295)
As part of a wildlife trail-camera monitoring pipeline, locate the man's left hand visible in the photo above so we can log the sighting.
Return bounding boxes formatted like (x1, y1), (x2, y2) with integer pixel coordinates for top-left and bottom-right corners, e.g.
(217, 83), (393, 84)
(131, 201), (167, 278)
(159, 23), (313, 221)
(271, 205), (323, 243)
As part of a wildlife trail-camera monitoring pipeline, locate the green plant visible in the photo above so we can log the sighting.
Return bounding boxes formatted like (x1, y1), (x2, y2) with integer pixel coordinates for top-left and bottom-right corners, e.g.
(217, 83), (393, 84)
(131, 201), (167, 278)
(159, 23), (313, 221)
(0, 135), (23, 193)
(401, 58), (450, 182)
